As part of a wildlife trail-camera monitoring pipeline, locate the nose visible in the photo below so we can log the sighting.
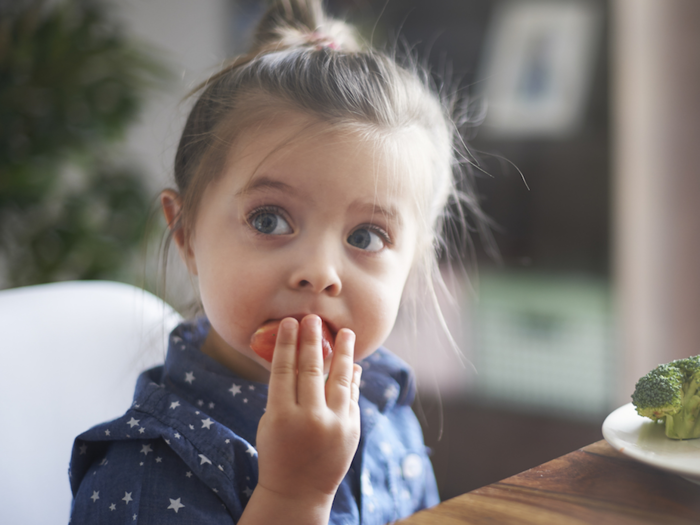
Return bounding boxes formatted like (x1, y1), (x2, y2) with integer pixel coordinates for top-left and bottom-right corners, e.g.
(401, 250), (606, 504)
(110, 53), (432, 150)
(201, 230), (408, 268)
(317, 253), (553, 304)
(288, 238), (342, 296)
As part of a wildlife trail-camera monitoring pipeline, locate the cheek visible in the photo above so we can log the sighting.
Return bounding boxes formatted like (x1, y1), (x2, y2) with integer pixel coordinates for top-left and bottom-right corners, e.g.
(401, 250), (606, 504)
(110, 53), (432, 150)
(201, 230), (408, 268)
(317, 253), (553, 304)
(196, 251), (279, 344)
(351, 275), (407, 361)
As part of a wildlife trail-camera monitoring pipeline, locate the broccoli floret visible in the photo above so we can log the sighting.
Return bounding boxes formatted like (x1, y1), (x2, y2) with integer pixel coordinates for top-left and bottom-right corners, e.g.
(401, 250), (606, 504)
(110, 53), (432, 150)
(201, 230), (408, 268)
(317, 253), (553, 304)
(631, 355), (700, 439)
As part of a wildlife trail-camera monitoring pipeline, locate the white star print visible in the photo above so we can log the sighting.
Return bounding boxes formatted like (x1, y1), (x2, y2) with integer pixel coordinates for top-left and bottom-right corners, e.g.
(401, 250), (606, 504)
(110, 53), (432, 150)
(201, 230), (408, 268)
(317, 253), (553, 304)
(165, 439), (171, 445)
(79, 444), (87, 455)
(126, 417), (140, 428)
(170, 401), (180, 410)
(156, 457), (163, 463)
(109, 503), (116, 511)
(218, 465), (224, 471)
(174, 432), (181, 439)
(140, 444), (153, 456)
(186, 471), (193, 478)
(104, 429), (111, 436)
(189, 424), (195, 430)
(185, 372), (195, 384)
(229, 383), (242, 396)
(133, 514), (137, 520)
(199, 454), (212, 465)
(91, 491), (99, 502)
(122, 492), (133, 504)
(138, 427), (146, 434)
(384, 384), (399, 400)
(361, 469), (374, 496)
(246, 444), (257, 457)
(225, 439), (230, 444)
(197, 400), (204, 407)
(168, 498), (185, 513)
(402, 453), (423, 479)
(248, 385), (255, 390)
(201, 418), (213, 429)
(209, 402), (215, 409)
(243, 486), (253, 498)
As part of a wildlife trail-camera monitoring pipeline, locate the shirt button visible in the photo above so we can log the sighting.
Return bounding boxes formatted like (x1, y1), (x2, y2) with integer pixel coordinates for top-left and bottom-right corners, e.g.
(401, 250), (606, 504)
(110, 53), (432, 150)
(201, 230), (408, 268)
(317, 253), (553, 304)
(402, 453), (423, 479)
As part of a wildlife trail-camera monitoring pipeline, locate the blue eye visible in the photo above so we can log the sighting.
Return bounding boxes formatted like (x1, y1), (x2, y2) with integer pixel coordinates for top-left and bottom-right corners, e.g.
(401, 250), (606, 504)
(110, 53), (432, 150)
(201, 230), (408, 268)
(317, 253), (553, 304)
(347, 228), (386, 252)
(250, 209), (292, 235)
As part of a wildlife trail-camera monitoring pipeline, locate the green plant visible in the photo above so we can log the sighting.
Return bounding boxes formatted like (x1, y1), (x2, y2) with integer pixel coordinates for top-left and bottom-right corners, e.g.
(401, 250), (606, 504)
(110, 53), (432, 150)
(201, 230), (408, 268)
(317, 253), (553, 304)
(0, 0), (168, 287)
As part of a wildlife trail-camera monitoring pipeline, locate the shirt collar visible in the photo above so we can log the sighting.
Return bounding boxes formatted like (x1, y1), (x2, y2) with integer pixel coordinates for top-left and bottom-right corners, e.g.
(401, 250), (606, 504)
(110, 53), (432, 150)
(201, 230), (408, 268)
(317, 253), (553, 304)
(154, 318), (416, 441)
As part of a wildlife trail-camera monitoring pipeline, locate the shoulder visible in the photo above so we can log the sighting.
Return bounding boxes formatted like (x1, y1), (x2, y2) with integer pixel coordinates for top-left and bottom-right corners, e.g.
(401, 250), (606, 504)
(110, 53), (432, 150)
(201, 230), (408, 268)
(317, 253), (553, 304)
(357, 349), (441, 518)
(70, 438), (236, 524)
(359, 347), (416, 408)
(70, 391), (258, 522)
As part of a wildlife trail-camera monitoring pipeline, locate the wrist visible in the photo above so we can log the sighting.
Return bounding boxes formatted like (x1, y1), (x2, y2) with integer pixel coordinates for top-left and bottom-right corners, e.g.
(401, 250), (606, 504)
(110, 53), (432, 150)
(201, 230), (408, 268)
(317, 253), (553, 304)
(239, 483), (335, 525)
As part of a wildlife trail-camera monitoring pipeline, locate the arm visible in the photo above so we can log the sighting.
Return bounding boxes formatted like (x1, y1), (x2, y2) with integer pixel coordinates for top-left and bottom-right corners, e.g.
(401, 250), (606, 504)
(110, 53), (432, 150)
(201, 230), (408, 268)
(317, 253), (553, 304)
(238, 316), (362, 525)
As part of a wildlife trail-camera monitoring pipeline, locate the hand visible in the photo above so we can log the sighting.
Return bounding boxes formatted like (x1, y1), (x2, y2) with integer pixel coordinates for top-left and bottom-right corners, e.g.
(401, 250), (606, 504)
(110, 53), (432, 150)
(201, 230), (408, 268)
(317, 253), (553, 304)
(254, 315), (362, 507)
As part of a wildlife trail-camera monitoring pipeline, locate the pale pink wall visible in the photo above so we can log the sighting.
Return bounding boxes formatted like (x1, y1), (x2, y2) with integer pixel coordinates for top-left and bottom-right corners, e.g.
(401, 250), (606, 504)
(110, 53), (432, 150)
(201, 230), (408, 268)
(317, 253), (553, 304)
(613, 0), (700, 404)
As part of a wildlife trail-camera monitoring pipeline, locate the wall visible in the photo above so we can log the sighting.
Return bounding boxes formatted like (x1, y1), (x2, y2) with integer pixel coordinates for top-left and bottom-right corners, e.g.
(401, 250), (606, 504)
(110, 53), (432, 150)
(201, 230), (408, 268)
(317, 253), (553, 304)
(117, 0), (230, 193)
(613, 0), (700, 403)
(116, 0), (230, 305)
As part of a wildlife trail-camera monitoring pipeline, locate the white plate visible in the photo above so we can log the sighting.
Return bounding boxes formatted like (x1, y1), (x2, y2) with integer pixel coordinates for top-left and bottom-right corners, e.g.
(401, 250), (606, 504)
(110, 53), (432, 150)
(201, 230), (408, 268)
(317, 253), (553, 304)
(602, 403), (700, 485)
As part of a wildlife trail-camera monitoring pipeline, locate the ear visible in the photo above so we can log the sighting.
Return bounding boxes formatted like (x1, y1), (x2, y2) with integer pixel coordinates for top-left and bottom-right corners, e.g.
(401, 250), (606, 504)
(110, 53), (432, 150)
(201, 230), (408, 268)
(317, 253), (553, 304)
(160, 189), (198, 275)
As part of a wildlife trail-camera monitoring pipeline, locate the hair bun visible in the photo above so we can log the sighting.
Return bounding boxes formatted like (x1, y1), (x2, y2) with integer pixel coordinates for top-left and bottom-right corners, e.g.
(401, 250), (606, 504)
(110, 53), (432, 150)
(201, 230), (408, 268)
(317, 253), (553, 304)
(252, 0), (362, 53)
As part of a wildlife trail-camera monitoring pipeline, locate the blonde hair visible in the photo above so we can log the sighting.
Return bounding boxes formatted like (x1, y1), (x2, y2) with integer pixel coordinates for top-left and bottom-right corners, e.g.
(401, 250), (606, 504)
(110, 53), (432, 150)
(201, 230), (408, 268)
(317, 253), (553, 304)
(166, 0), (491, 350)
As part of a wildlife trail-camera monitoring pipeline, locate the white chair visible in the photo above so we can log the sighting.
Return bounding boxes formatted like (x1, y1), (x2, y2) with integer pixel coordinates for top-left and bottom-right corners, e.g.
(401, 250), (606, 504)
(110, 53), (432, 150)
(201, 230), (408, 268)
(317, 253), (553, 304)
(0, 281), (182, 525)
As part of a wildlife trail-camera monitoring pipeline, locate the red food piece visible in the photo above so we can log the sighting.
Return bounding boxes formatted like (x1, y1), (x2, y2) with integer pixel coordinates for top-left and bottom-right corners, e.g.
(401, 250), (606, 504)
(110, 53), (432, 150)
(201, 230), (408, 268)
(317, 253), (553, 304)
(250, 319), (334, 362)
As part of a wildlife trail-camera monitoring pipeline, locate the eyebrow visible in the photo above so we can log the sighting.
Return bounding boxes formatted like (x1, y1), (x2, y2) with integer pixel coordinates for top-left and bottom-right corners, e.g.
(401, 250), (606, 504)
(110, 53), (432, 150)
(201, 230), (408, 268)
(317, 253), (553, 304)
(236, 176), (296, 197)
(237, 176), (401, 223)
(350, 201), (401, 223)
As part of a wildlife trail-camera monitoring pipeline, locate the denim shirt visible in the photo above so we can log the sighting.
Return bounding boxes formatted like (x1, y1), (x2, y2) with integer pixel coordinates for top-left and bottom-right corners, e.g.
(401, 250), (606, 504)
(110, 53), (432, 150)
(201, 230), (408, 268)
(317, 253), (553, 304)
(69, 318), (439, 524)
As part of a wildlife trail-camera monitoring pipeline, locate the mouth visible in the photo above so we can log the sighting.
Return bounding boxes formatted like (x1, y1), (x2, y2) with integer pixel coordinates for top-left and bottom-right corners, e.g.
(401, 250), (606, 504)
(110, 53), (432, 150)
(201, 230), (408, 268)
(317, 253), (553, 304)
(250, 314), (338, 363)
(267, 314), (338, 340)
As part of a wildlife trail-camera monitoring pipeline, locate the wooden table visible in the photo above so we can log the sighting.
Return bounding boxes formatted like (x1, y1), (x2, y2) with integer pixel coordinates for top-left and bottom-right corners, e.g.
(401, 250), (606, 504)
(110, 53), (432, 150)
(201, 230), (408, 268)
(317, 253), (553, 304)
(397, 440), (700, 524)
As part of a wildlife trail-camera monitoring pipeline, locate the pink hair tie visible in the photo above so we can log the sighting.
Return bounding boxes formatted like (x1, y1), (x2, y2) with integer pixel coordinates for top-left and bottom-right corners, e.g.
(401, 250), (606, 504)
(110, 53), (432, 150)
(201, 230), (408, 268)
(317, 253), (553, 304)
(306, 31), (339, 51)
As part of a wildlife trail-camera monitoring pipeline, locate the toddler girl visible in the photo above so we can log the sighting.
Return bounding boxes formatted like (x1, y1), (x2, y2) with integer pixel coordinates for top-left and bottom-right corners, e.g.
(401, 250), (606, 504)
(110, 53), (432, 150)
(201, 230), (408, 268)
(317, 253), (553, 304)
(69, 1), (483, 523)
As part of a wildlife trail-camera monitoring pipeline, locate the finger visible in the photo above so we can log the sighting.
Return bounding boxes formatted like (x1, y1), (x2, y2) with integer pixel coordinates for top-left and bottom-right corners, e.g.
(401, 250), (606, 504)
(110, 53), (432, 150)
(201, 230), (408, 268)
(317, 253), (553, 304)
(351, 364), (362, 404)
(296, 315), (326, 408)
(266, 317), (299, 408)
(325, 328), (357, 412)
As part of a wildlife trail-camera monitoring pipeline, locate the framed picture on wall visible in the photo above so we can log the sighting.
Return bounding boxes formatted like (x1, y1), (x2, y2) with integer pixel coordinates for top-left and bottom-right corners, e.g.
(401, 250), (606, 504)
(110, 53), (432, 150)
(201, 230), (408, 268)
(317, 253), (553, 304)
(478, 0), (601, 138)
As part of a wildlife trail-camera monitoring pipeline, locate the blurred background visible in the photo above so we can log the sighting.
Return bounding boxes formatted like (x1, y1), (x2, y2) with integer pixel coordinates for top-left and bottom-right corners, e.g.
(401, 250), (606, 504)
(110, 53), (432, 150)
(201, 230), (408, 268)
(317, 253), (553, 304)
(2, 0), (699, 502)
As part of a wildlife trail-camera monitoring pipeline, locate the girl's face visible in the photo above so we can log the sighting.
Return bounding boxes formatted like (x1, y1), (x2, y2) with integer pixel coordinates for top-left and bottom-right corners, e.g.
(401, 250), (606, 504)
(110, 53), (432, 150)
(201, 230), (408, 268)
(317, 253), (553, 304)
(166, 114), (418, 382)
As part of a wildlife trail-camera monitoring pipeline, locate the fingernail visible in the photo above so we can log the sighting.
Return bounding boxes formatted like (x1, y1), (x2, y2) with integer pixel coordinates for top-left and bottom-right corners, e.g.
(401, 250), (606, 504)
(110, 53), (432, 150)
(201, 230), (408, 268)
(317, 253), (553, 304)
(280, 318), (297, 331)
(339, 328), (355, 345)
